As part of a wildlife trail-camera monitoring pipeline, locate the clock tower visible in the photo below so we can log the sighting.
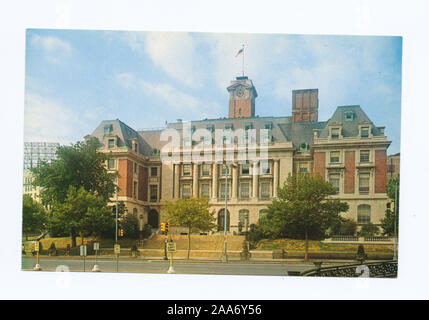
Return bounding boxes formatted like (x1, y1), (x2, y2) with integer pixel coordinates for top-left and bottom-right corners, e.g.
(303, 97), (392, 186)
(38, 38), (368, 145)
(227, 76), (258, 118)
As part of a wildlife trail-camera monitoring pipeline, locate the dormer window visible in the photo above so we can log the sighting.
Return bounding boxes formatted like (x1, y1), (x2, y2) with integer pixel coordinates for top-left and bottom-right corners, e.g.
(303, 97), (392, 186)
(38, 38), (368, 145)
(264, 122), (273, 130)
(206, 124), (215, 133)
(331, 128), (340, 140)
(224, 124), (233, 131)
(108, 138), (115, 149)
(344, 111), (355, 121)
(299, 143), (310, 151)
(361, 127), (369, 138)
(104, 124), (113, 135)
(245, 123), (253, 131)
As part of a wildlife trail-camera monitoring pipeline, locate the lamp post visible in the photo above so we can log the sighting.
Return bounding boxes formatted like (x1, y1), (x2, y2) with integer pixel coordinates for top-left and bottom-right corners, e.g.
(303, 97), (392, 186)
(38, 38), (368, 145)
(222, 163), (237, 263)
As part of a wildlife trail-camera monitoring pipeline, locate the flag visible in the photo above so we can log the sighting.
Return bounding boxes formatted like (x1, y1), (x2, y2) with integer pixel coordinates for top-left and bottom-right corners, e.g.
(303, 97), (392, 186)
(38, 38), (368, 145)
(235, 47), (244, 57)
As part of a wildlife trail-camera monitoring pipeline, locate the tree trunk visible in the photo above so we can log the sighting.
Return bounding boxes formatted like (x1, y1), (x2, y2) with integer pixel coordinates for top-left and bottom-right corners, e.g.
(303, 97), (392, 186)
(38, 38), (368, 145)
(71, 231), (77, 248)
(187, 227), (191, 260)
(304, 230), (309, 261)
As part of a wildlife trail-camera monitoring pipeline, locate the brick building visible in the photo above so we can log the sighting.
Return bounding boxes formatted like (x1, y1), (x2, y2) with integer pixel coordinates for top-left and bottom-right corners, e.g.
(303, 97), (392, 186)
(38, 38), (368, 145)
(88, 76), (391, 233)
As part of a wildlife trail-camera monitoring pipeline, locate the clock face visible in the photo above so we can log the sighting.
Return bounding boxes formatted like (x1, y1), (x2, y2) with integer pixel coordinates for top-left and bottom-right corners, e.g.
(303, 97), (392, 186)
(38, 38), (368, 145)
(236, 88), (245, 98)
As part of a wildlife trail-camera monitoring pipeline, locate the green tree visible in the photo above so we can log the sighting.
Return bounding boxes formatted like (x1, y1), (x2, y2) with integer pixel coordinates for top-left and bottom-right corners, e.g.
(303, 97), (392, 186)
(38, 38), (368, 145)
(381, 175), (399, 235)
(165, 196), (216, 259)
(48, 186), (114, 247)
(261, 173), (349, 261)
(22, 195), (47, 239)
(31, 137), (117, 206)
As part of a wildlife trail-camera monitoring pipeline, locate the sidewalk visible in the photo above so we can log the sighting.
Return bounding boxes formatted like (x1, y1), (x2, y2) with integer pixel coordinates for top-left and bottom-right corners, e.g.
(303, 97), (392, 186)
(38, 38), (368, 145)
(22, 254), (372, 266)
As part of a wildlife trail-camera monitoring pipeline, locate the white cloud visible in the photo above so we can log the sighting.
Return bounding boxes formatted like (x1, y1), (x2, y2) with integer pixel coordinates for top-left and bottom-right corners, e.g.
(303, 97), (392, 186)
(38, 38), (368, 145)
(115, 72), (222, 118)
(30, 34), (71, 53)
(24, 93), (101, 144)
(123, 32), (203, 88)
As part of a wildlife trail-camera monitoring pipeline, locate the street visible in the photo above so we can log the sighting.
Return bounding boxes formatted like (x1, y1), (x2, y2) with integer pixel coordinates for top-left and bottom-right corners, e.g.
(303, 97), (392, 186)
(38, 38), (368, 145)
(22, 257), (315, 276)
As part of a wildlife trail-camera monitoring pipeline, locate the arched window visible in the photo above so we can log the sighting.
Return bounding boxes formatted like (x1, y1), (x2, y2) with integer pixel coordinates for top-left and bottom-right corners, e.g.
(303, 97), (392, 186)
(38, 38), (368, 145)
(217, 209), (230, 232)
(357, 204), (371, 224)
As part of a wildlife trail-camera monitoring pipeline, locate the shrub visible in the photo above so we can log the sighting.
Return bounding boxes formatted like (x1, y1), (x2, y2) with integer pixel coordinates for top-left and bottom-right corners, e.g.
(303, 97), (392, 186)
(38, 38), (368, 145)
(141, 224), (152, 239)
(359, 223), (379, 237)
(330, 218), (357, 236)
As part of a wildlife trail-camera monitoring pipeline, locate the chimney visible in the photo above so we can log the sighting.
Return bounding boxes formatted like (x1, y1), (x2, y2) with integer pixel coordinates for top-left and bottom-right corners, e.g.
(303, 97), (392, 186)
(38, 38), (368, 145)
(292, 89), (318, 123)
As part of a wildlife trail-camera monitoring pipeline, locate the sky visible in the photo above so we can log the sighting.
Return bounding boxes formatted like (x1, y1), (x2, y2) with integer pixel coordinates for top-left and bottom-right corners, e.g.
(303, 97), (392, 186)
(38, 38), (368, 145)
(24, 29), (402, 154)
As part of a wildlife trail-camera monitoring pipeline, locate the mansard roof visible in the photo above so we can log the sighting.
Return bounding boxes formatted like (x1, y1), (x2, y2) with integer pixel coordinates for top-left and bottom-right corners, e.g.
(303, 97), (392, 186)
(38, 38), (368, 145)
(89, 104), (387, 153)
(318, 105), (384, 138)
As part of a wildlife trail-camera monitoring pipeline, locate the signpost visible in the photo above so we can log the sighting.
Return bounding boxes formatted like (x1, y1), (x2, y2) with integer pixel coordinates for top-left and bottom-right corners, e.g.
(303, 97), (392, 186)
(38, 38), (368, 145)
(92, 242), (100, 272)
(80, 245), (87, 272)
(114, 244), (120, 272)
(33, 241), (41, 271)
(167, 241), (176, 274)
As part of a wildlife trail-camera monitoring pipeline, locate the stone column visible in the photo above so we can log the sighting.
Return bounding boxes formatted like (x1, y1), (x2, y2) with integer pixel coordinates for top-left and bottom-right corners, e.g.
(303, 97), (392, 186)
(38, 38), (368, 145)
(273, 159), (279, 197)
(193, 163), (199, 197)
(252, 162), (259, 199)
(174, 163), (180, 199)
(232, 164), (238, 199)
(212, 163), (218, 199)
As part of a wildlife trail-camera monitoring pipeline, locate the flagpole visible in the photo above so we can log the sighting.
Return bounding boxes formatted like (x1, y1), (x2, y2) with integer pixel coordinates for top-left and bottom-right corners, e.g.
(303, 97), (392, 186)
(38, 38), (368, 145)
(242, 45), (245, 76)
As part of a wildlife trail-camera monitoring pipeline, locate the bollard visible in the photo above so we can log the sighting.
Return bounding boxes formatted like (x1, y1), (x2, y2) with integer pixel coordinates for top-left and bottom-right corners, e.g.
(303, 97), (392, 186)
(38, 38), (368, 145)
(92, 264), (101, 272)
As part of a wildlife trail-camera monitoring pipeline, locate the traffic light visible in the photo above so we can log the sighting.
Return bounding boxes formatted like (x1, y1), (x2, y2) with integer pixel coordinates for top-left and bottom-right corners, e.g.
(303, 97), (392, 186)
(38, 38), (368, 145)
(160, 222), (166, 232)
(118, 227), (124, 237)
(165, 222), (170, 232)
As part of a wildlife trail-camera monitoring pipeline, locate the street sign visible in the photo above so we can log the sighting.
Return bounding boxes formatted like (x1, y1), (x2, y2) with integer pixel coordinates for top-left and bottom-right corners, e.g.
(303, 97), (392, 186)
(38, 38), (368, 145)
(34, 241), (39, 252)
(94, 242), (99, 251)
(114, 244), (120, 255)
(80, 245), (87, 257)
(167, 242), (176, 253)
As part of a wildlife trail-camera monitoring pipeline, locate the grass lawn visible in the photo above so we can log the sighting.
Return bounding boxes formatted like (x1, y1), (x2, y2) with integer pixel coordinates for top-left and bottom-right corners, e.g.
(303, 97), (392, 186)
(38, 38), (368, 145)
(256, 239), (393, 254)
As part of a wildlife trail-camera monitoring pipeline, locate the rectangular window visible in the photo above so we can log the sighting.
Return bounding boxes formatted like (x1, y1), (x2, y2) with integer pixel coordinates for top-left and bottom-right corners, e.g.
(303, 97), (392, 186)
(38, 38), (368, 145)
(264, 122), (273, 130)
(202, 164), (211, 176)
(183, 164), (191, 176)
(240, 183), (250, 199)
(331, 128), (340, 139)
(330, 151), (340, 163)
(344, 111), (354, 121)
(360, 150), (370, 163)
(107, 159), (115, 170)
(150, 185), (158, 202)
(260, 182), (271, 199)
(329, 173), (340, 194)
(260, 162), (270, 174)
(220, 182), (230, 199)
(108, 139), (115, 149)
(206, 124), (215, 132)
(182, 184), (191, 199)
(133, 181), (138, 199)
(361, 127), (369, 138)
(245, 123), (253, 131)
(359, 173), (370, 194)
(241, 163), (250, 175)
(201, 183), (210, 198)
(104, 124), (113, 135)
(133, 162), (138, 174)
(150, 167), (158, 177)
(221, 164), (229, 175)
(298, 163), (308, 173)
